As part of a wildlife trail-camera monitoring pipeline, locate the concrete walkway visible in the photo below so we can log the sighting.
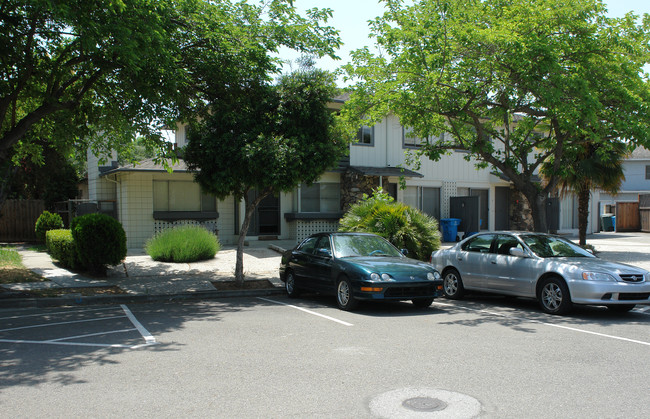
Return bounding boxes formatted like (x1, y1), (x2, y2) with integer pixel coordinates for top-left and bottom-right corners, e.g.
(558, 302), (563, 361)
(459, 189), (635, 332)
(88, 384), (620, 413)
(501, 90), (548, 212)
(1, 240), (298, 306)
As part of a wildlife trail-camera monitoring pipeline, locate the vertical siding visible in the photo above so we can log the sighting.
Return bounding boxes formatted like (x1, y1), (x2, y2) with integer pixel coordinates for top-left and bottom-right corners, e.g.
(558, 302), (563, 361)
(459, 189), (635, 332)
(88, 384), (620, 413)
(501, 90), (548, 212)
(0, 200), (45, 242)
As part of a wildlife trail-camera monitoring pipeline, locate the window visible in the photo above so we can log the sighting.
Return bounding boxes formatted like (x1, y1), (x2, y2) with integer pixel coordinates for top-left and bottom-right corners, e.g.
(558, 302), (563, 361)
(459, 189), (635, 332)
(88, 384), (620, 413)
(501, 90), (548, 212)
(300, 182), (340, 212)
(404, 186), (441, 220)
(403, 127), (422, 148)
(403, 128), (441, 149)
(153, 181), (216, 212)
(355, 125), (374, 146)
(297, 236), (319, 254)
(495, 235), (524, 255)
(461, 234), (495, 253)
(646, 165), (650, 180)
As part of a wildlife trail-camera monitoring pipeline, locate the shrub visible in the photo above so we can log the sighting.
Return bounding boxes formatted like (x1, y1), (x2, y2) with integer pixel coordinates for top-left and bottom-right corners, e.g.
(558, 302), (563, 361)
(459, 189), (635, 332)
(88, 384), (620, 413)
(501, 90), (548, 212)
(145, 225), (220, 263)
(339, 188), (441, 260)
(46, 229), (80, 269)
(35, 211), (64, 243)
(71, 213), (127, 274)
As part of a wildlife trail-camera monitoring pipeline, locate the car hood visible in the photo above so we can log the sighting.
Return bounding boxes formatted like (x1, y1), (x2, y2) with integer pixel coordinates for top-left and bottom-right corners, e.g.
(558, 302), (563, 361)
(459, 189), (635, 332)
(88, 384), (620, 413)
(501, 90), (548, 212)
(342, 257), (436, 276)
(547, 257), (649, 275)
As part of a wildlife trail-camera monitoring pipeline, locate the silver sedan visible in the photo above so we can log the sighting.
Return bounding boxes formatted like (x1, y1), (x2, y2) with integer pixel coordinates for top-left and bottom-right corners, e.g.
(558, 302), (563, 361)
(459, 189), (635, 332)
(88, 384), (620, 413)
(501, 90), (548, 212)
(430, 232), (650, 314)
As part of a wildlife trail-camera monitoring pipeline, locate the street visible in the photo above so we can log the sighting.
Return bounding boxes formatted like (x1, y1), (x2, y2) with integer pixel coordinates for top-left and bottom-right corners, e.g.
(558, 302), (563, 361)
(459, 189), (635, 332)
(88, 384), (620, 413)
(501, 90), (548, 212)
(1, 295), (648, 418)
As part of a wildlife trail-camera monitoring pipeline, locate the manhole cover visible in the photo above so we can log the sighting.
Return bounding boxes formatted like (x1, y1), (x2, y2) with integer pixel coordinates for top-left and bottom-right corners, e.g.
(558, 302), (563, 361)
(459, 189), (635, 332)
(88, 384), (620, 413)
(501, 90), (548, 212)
(402, 397), (448, 412)
(370, 388), (482, 418)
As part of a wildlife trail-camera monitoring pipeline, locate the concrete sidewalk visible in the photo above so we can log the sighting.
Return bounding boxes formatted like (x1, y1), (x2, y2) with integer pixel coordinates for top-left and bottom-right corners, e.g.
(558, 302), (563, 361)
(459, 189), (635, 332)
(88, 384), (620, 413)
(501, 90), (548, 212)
(0, 240), (298, 307)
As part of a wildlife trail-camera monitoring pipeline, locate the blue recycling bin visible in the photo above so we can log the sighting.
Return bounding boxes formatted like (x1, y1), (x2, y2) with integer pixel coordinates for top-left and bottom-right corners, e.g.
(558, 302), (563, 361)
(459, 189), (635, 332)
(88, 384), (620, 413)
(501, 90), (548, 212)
(440, 218), (461, 242)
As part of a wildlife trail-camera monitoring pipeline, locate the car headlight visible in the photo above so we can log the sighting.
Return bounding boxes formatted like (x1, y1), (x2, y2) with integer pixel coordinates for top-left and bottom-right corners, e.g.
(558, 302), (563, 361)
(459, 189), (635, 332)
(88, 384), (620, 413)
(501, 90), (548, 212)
(427, 271), (441, 281)
(370, 273), (394, 281)
(582, 272), (616, 282)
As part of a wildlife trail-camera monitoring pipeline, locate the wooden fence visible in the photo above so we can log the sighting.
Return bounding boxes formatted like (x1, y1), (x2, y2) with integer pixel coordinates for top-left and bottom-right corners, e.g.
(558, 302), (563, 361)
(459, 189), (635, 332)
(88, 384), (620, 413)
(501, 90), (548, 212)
(615, 201), (640, 232)
(640, 194), (650, 233)
(0, 199), (45, 242)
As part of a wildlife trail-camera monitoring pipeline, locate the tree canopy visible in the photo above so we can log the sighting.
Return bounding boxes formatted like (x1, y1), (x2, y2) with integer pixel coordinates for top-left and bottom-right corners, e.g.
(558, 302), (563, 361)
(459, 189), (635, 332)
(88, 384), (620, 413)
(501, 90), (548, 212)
(0, 0), (341, 203)
(342, 0), (650, 232)
(184, 65), (348, 283)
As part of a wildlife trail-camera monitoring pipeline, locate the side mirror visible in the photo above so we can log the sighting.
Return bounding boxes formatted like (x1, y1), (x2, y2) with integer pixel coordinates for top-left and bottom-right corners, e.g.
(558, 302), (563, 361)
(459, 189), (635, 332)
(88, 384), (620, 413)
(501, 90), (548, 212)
(400, 249), (409, 256)
(316, 248), (332, 258)
(509, 248), (527, 258)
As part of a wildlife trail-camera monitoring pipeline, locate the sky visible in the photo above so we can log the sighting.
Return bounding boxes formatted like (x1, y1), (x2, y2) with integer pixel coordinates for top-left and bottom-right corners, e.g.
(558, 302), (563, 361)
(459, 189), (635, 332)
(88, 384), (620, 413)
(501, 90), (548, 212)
(279, 0), (650, 84)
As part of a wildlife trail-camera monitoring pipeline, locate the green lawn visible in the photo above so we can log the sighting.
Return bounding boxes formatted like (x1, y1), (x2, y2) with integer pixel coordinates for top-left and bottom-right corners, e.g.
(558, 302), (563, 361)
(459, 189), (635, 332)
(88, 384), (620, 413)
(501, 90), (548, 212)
(0, 247), (46, 284)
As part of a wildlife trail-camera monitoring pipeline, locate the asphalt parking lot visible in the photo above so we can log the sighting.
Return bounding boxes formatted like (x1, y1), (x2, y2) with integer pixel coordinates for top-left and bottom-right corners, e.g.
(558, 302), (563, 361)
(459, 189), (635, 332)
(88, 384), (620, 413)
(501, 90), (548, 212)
(1, 294), (648, 418)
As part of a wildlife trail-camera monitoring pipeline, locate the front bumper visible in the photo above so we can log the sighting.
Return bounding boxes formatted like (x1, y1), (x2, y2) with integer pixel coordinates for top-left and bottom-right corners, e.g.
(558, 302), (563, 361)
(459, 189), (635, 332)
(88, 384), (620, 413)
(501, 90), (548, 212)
(353, 280), (444, 301)
(568, 279), (650, 305)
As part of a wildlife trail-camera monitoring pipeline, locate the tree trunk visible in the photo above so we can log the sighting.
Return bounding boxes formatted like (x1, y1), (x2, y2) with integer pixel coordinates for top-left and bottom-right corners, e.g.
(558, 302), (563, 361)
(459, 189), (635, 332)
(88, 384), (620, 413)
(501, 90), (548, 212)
(577, 185), (590, 246)
(524, 189), (548, 233)
(234, 189), (272, 286)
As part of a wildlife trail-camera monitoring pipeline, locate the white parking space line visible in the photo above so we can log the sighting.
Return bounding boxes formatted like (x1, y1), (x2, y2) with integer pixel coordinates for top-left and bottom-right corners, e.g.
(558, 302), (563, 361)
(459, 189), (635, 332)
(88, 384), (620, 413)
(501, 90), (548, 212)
(258, 297), (354, 326)
(0, 305), (157, 349)
(0, 316), (126, 333)
(0, 306), (118, 321)
(0, 338), (139, 349)
(120, 305), (157, 344)
(434, 301), (650, 347)
(47, 328), (137, 342)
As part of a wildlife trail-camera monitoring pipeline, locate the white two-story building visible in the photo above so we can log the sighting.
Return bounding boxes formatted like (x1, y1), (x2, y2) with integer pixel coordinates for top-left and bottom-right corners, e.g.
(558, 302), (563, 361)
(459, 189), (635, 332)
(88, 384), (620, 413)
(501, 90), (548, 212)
(87, 99), (647, 249)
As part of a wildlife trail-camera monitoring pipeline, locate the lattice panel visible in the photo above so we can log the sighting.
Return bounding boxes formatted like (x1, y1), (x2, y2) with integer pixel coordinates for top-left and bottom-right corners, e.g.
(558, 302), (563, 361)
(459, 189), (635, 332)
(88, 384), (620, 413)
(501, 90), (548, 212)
(295, 220), (339, 241)
(154, 219), (219, 235)
(441, 181), (457, 219)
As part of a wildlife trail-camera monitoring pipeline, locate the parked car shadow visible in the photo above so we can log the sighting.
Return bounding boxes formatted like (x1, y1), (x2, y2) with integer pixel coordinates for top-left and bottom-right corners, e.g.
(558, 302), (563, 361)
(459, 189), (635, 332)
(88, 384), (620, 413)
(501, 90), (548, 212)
(435, 293), (649, 330)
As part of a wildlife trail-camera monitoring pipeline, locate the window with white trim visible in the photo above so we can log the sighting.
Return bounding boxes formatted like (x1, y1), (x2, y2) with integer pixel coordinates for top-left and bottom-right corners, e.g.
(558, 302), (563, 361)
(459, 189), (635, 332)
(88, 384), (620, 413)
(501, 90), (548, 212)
(300, 182), (340, 212)
(153, 181), (216, 212)
(404, 186), (441, 220)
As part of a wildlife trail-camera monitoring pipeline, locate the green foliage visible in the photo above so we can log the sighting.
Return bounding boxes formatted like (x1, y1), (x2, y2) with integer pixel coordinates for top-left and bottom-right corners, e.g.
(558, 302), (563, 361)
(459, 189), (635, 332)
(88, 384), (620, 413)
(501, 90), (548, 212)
(1, 0), (341, 192)
(185, 65), (347, 201)
(71, 214), (127, 274)
(35, 211), (64, 243)
(342, 0), (650, 232)
(8, 139), (80, 207)
(46, 229), (80, 270)
(339, 189), (441, 261)
(145, 226), (220, 263)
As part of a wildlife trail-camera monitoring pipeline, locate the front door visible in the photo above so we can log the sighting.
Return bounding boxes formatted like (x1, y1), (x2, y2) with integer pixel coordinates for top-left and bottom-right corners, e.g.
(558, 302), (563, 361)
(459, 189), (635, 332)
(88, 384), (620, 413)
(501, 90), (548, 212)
(247, 190), (280, 236)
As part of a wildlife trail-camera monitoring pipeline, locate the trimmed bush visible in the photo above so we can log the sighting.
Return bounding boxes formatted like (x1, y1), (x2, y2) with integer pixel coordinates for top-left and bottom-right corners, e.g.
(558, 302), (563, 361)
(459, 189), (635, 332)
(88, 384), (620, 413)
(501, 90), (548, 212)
(71, 213), (127, 274)
(145, 225), (220, 263)
(35, 211), (64, 243)
(339, 188), (441, 261)
(46, 229), (80, 269)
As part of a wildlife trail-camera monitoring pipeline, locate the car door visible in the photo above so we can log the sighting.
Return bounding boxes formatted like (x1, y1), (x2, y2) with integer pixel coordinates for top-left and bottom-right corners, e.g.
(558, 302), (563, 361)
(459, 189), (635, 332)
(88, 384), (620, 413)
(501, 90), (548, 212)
(456, 234), (496, 290)
(289, 236), (319, 289)
(308, 235), (335, 292)
(484, 234), (537, 296)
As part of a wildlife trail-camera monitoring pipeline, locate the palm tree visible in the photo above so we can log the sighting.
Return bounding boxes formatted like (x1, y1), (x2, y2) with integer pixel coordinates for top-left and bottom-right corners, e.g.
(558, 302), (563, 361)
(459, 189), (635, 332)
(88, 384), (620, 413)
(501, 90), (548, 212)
(542, 140), (626, 246)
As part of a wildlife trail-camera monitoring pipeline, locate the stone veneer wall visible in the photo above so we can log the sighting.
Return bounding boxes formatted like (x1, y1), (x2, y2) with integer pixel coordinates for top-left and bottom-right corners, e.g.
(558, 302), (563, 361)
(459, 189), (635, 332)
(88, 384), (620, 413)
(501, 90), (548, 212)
(340, 171), (381, 212)
(510, 188), (534, 231)
(341, 171), (390, 213)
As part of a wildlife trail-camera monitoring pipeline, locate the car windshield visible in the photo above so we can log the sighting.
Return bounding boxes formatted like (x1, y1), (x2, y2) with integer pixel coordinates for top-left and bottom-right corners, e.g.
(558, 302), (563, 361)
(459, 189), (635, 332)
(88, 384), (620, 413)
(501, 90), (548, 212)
(521, 235), (594, 258)
(331, 235), (402, 258)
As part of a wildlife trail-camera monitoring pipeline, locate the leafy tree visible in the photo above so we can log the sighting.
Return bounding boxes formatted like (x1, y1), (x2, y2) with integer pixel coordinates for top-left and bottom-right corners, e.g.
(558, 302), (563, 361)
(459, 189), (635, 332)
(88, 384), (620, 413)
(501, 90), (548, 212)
(184, 65), (348, 285)
(339, 188), (441, 261)
(541, 141), (625, 246)
(0, 0), (341, 207)
(4, 139), (79, 208)
(342, 0), (650, 232)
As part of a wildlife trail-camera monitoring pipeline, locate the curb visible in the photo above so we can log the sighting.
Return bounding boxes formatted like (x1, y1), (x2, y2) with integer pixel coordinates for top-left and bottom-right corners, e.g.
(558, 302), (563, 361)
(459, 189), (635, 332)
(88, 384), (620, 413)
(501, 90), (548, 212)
(0, 287), (286, 309)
